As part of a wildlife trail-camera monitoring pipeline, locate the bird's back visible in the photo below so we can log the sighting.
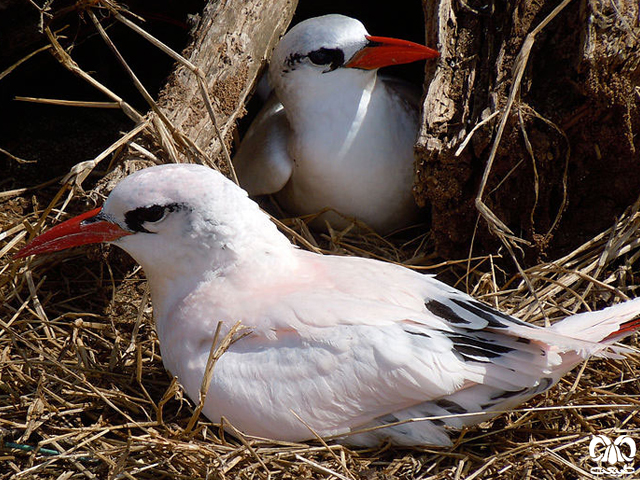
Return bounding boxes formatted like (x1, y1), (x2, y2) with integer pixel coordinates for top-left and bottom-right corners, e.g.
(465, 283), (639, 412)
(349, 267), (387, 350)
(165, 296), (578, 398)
(155, 248), (638, 445)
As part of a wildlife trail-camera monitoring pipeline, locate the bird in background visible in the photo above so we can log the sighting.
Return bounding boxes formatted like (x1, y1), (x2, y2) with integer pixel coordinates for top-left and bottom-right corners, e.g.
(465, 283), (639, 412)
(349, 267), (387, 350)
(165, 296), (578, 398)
(233, 14), (439, 234)
(16, 164), (640, 446)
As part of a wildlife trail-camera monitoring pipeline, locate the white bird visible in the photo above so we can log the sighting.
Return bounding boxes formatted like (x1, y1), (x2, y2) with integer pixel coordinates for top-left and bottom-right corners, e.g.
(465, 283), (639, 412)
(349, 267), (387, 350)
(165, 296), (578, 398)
(16, 164), (640, 446)
(233, 14), (439, 233)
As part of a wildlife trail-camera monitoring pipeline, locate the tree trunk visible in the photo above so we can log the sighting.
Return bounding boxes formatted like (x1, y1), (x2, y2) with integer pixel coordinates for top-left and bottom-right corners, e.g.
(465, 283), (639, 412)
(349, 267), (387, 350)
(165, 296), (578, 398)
(417, 0), (640, 262)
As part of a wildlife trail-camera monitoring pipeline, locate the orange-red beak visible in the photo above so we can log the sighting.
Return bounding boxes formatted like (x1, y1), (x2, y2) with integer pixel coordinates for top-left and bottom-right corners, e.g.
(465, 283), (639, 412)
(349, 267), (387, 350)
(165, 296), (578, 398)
(15, 207), (131, 259)
(344, 35), (439, 70)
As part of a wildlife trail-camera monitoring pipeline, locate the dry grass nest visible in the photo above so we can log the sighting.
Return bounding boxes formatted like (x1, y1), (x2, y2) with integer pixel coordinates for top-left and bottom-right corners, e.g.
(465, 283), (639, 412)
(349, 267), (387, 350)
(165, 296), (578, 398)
(1, 2), (639, 479)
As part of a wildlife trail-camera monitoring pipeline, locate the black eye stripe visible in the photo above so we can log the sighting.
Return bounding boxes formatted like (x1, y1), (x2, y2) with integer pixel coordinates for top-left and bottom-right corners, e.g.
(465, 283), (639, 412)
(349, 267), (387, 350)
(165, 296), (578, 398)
(285, 48), (345, 73)
(142, 205), (165, 222)
(284, 52), (305, 68)
(307, 47), (344, 72)
(124, 202), (187, 233)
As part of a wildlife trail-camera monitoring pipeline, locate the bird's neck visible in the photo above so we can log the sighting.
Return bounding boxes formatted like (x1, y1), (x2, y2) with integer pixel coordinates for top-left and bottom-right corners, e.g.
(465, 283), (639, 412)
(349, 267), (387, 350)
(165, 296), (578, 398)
(279, 71), (379, 135)
(139, 222), (295, 332)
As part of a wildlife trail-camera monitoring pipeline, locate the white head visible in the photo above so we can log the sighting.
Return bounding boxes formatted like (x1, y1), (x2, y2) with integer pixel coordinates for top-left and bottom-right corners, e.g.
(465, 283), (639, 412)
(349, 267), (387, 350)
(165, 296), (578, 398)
(16, 164), (292, 281)
(268, 14), (438, 109)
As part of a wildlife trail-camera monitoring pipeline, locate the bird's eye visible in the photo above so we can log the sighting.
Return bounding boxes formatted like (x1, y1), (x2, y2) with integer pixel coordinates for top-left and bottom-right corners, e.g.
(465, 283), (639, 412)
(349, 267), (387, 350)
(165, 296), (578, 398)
(124, 205), (167, 233)
(307, 48), (344, 71)
(138, 205), (166, 223)
(123, 202), (188, 233)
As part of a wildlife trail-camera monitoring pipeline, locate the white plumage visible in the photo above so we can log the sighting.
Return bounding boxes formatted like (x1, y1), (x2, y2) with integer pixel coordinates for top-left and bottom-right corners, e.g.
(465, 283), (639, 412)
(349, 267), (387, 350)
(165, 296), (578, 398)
(234, 15), (439, 233)
(17, 164), (640, 446)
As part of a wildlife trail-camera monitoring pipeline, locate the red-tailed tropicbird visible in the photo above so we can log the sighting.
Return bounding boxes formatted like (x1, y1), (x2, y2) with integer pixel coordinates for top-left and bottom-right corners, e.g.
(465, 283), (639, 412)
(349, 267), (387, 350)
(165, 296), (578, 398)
(233, 14), (439, 233)
(16, 164), (640, 446)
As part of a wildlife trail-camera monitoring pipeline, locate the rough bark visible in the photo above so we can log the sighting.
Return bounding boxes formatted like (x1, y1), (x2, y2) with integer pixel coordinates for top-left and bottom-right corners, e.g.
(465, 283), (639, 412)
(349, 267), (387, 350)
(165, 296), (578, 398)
(417, 0), (640, 262)
(156, 0), (297, 169)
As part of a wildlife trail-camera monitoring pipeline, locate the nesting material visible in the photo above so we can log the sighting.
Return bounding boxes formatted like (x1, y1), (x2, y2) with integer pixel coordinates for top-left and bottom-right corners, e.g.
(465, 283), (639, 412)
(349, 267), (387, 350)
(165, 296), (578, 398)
(1, 2), (639, 479)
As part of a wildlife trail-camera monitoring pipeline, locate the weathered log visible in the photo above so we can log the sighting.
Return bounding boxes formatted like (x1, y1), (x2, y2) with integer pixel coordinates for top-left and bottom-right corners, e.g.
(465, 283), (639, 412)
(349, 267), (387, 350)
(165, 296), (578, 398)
(417, 0), (640, 261)
(156, 0), (297, 169)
